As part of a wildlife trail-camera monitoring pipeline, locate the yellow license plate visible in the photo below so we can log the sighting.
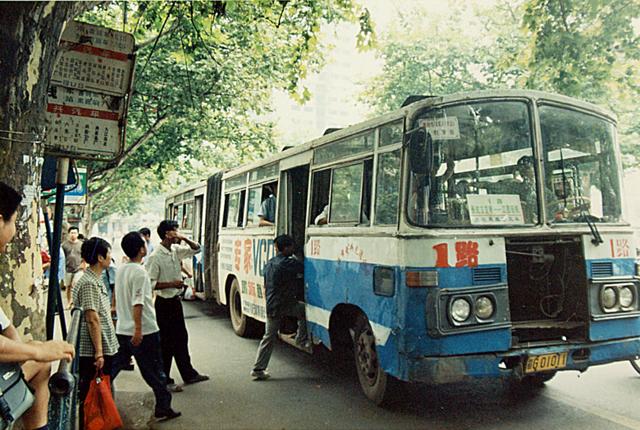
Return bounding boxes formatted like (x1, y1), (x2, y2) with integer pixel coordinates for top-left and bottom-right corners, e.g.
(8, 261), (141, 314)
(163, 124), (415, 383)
(525, 352), (568, 373)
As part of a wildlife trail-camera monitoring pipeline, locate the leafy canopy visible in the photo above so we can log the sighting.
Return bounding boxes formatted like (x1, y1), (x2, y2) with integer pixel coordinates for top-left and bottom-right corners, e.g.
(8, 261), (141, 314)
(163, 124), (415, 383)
(78, 0), (373, 223)
(362, 0), (640, 165)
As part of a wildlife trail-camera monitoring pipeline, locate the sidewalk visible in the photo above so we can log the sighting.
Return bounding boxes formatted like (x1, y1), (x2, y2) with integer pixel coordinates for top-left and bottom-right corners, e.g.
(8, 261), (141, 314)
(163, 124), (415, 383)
(114, 299), (216, 430)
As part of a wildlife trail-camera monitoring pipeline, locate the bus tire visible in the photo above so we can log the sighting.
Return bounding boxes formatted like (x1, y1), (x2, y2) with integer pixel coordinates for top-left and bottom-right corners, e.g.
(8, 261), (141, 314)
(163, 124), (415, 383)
(353, 315), (396, 406)
(229, 278), (250, 337)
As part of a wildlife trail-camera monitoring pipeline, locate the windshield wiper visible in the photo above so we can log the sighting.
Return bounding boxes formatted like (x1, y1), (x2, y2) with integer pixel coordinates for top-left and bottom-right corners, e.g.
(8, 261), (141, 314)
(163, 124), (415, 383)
(585, 212), (603, 245)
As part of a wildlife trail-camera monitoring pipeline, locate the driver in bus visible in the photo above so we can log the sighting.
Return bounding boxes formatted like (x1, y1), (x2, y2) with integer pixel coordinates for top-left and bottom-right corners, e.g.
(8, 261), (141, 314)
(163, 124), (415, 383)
(498, 155), (538, 223)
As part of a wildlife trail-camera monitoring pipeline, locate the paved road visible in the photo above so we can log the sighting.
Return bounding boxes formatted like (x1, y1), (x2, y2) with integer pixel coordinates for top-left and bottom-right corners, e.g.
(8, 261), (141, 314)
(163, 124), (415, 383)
(114, 301), (640, 430)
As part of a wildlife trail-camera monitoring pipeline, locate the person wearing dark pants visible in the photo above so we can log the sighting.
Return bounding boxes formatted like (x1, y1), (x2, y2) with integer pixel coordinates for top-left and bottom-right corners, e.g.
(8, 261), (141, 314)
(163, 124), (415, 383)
(112, 333), (175, 419)
(111, 232), (180, 421)
(146, 220), (209, 391)
(155, 296), (197, 381)
(251, 234), (308, 380)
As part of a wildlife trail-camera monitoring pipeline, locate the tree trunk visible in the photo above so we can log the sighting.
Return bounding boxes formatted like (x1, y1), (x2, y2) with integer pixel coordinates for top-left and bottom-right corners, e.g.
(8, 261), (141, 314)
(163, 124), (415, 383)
(0, 2), (87, 339)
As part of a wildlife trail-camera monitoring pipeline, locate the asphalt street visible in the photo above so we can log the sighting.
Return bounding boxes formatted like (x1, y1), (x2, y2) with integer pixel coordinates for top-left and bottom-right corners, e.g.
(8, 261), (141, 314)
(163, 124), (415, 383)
(113, 300), (640, 430)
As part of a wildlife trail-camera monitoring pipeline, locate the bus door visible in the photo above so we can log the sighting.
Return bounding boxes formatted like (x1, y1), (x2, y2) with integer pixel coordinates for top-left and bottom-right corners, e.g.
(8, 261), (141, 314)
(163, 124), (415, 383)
(277, 164), (309, 258)
(277, 162), (310, 342)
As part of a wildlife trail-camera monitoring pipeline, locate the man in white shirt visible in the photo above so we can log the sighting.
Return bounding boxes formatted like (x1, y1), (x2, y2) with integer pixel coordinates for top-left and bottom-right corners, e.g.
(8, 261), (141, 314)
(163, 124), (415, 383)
(111, 232), (180, 422)
(145, 220), (209, 390)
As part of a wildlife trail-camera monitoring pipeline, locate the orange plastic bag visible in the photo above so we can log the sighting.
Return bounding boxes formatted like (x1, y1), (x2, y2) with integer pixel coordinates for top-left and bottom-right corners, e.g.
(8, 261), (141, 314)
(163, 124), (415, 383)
(84, 371), (123, 430)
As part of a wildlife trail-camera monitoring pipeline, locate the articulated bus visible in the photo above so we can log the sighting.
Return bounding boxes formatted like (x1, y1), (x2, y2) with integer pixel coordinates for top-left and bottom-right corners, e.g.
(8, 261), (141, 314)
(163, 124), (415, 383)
(164, 182), (208, 296)
(172, 90), (640, 404)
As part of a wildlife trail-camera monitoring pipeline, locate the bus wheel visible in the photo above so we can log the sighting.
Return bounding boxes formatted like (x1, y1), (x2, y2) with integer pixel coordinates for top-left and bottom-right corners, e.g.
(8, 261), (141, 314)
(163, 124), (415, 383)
(353, 315), (395, 405)
(229, 279), (249, 337)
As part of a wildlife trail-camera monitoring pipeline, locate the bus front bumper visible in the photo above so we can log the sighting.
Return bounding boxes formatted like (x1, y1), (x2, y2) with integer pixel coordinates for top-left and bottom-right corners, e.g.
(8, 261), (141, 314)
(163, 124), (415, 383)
(406, 337), (640, 384)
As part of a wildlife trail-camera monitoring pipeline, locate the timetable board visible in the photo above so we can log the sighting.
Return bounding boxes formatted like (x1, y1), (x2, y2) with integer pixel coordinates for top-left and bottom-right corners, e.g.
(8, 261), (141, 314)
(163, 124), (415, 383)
(45, 21), (135, 161)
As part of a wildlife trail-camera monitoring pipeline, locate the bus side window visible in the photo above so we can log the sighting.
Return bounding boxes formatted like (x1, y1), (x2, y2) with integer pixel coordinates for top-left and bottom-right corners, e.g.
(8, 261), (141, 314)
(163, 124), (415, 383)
(223, 191), (244, 228)
(246, 187), (262, 226)
(237, 189), (246, 227)
(331, 163), (364, 223)
(375, 150), (400, 225)
(311, 169), (331, 225)
(361, 159), (373, 224)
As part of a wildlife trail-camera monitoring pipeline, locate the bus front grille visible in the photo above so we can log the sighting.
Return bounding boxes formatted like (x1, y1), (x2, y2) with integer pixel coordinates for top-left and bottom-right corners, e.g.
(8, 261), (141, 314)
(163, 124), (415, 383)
(506, 235), (588, 344)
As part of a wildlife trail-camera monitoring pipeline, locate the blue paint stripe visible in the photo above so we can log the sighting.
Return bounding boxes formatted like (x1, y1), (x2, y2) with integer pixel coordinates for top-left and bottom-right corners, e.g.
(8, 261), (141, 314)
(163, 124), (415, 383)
(586, 258), (635, 278)
(304, 256), (640, 381)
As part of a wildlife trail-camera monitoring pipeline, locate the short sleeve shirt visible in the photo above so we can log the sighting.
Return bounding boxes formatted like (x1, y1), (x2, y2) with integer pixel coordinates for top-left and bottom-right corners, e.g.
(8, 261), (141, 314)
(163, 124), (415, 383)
(73, 269), (119, 357)
(62, 240), (83, 273)
(145, 243), (200, 299)
(258, 195), (276, 223)
(115, 263), (159, 336)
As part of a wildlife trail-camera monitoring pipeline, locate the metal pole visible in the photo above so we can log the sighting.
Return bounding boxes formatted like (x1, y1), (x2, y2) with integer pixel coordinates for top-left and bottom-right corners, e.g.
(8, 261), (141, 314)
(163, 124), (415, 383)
(47, 158), (69, 340)
(43, 206), (67, 339)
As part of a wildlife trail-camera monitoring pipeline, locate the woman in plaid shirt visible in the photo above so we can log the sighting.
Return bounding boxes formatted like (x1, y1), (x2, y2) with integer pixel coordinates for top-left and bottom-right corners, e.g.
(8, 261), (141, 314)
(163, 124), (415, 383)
(72, 237), (119, 428)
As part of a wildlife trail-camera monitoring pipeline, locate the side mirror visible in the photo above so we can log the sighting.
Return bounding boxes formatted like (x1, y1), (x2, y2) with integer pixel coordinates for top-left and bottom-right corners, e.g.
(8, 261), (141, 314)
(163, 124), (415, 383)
(408, 128), (433, 175)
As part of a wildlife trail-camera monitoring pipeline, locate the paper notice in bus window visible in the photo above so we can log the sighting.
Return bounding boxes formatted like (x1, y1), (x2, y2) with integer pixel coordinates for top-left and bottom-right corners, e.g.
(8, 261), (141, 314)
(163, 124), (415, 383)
(419, 117), (460, 140)
(467, 194), (524, 225)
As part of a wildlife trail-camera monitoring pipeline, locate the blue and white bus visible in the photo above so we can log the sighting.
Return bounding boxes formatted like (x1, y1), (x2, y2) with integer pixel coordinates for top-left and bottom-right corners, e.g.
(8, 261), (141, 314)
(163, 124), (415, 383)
(196, 90), (639, 404)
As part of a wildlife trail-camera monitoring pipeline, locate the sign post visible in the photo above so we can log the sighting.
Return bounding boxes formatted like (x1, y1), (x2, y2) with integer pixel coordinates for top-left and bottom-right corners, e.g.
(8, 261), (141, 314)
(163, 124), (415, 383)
(46, 158), (70, 340)
(43, 22), (136, 340)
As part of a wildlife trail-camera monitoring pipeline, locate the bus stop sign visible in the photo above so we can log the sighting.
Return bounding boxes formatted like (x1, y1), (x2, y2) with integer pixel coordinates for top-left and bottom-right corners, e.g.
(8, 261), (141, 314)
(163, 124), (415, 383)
(44, 21), (136, 161)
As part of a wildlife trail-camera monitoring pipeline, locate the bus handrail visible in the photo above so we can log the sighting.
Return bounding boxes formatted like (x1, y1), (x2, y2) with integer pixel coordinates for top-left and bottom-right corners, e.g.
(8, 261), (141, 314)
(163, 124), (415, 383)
(49, 307), (82, 396)
(48, 307), (82, 430)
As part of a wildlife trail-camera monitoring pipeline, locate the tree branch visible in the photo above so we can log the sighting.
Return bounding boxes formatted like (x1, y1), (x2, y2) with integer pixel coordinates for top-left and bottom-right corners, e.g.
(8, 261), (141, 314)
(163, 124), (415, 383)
(89, 114), (169, 179)
(558, 0), (572, 33)
(135, 18), (179, 50)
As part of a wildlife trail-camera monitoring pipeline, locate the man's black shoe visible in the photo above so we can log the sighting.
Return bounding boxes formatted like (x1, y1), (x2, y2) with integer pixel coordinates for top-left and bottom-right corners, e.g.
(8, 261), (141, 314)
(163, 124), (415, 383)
(184, 374), (210, 385)
(155, 408), (181, 421)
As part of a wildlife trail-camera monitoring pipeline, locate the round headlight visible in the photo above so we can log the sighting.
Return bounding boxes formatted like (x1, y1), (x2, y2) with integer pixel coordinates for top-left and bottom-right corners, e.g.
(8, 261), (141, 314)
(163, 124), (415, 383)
(451, 298), (471, 322)
(601, 286), (617, 310)
(475, 296), (495, 319)
(619, 286), (634, 308)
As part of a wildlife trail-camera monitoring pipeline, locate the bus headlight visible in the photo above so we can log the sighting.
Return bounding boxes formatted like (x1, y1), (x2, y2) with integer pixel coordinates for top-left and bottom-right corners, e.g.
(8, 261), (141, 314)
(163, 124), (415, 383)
(450, 298), (471, 323)
(475, 296), (495, 319)
(601, 286), (618, 311)
(619, 286), (635, 309)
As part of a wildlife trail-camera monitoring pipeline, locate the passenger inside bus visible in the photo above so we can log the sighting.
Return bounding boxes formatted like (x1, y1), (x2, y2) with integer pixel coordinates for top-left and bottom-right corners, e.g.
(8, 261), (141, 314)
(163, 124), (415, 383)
(258, 184), (276, 226)
(311, 169), (331, 225)
(314, 204), (328, 225)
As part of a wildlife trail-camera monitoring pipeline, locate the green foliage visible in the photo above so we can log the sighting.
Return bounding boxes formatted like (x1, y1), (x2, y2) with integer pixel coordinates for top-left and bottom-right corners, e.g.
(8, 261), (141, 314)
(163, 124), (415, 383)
(522, 0), (640, 100)
(362, 0), (640, 166)
(78, 0), (371, 222)
(360, 2), (526, 115)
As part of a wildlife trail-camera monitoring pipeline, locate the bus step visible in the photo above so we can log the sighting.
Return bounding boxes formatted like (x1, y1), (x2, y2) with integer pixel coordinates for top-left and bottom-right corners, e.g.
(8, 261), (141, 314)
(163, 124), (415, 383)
(278, 332), (313, 354)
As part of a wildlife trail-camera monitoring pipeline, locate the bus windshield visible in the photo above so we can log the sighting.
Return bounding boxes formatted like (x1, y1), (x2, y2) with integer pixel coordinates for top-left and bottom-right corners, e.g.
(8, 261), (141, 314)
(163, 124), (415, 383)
(408, 100), (537, 227)
(539, 105), (622, 224)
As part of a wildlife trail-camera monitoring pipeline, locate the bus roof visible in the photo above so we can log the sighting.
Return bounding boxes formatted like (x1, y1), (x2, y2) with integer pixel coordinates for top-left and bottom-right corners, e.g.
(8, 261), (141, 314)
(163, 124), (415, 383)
(221, 89), (616, 180)
(164, 179), (208, 200)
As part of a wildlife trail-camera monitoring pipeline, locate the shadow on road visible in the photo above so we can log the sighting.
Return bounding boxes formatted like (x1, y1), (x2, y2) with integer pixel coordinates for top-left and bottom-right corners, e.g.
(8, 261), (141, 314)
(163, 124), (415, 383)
(187, 299), (553, 427)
